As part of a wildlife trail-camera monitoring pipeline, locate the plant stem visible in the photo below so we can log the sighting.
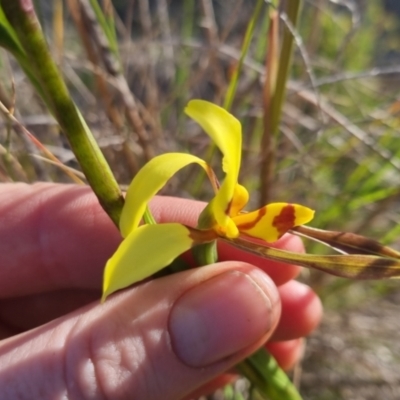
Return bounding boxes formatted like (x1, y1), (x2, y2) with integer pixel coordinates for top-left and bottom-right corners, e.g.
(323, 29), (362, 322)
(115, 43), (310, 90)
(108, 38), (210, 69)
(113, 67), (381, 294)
(1, 0), (124, 226)
(237, 348), (302, 400)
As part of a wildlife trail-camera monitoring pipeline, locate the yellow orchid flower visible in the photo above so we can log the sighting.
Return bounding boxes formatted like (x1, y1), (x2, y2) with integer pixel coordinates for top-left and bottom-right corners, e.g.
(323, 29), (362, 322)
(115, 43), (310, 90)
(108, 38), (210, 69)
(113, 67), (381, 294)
(102, 100), (314, 301)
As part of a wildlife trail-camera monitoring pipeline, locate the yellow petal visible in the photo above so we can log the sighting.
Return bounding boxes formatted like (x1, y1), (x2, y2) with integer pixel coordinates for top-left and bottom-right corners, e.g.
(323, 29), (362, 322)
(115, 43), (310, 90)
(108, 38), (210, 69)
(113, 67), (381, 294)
(185, 100), (243, 231)
(120, 153), (210, 238)
(233, 203), (315, 242)
(199, 201), (239, 238)
(229, 184), (249, 217)
(102, 223), (194, 301)
(185, 100), (242, 176)
(197, 183), (248, 238)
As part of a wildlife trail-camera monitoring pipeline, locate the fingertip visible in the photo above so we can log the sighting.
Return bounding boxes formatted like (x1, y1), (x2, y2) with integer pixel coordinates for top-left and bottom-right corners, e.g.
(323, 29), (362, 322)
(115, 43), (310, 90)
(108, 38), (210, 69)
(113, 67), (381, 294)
(92, 262), (282, 399)
(169, 266), (281, 367)
(273, 233), (305, 254)
(266, 339), (305, 371)
(271, 280), (323, 341)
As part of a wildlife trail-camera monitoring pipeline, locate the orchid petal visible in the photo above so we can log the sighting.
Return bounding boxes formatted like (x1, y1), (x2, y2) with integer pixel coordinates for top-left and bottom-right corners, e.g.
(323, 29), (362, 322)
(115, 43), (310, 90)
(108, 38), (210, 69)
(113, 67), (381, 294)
(102, 223), (194, 300)
(229, 184), (249, 217)
(233, 203), (315, 242)
(185, 100), (242, 232)
(120, 153), (211, 238)
(199, 183), (250, 238)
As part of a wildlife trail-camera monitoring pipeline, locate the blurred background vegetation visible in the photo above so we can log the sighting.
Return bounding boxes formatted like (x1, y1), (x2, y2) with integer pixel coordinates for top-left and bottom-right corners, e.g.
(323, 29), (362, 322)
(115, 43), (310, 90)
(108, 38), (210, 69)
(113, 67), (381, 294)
(1, 0), (400, 398)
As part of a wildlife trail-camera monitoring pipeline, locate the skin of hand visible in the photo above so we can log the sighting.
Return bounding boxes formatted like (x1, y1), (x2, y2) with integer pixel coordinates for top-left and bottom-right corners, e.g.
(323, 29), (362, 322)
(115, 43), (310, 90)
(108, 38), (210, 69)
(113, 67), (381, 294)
(0, 183), (322, 400)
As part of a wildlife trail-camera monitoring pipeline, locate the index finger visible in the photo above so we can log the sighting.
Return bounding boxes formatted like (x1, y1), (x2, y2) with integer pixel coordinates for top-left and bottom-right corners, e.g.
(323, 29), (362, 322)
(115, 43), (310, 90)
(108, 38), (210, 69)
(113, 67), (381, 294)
(0, 183), (302, 298)
(0, 183), (120, 298)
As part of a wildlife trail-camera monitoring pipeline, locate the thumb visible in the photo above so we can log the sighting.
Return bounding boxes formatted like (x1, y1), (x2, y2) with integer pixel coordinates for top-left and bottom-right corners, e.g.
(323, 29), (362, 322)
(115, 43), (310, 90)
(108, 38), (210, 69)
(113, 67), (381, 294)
(0, 262), (280, 400)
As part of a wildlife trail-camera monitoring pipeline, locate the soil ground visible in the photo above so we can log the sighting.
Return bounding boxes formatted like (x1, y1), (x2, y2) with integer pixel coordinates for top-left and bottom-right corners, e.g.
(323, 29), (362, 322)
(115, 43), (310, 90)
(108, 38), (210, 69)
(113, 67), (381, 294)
(300, 285), (400, 399)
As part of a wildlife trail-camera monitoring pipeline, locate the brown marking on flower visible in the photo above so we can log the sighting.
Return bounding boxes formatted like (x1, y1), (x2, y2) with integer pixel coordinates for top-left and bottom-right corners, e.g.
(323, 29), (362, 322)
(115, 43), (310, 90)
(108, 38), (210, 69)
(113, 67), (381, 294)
(236, 207), (267, 231)
(225, 199), (233, 216)
(294, 225), (400, 259)
(187, 226), (219, 243)
(206, 165), (220, 193)
(273, 204), (296, 238)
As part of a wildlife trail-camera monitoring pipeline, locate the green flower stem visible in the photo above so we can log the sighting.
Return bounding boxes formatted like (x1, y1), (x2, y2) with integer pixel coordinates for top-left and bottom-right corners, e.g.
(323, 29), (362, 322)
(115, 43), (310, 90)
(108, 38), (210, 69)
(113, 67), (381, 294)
(1, 0), (124, 226)
(237, 349), (302, 400)
(192, 241), (218, 267)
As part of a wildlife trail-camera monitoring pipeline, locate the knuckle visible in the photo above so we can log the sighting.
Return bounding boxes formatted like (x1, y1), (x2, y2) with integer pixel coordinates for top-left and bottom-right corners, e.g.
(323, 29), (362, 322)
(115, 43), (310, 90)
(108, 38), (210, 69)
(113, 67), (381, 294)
(62, 314), (162, 400)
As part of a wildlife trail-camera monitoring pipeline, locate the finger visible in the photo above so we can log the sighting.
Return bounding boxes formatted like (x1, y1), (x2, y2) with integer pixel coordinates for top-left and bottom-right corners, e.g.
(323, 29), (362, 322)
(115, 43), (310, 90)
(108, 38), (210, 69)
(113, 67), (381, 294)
(0, 289), (99, 333)
(0, 262), (281, 400)
(0, 282), (322, 360)
(0, 183), (120, 297)
(266, 339), (305, 371)
(0, 184), (305, 297)
(0, 276), (320, 337)
(270, 280), (322, 342)
(183, 374), (237, 399)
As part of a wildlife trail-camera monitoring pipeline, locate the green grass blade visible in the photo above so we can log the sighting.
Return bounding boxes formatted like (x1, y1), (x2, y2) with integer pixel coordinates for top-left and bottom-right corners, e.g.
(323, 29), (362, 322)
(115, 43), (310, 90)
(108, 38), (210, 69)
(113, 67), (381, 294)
(237, 348), (302, 400)
(89, 0), (120, 63)
(223, 0), (264, 111)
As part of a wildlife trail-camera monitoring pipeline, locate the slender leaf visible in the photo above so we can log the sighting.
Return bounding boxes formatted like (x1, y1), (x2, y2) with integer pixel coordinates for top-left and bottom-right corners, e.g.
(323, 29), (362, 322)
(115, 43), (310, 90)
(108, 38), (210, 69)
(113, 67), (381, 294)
(89, 0), (120, 63)
(228, 236), (400, 279)
(292, 225), (400, 259)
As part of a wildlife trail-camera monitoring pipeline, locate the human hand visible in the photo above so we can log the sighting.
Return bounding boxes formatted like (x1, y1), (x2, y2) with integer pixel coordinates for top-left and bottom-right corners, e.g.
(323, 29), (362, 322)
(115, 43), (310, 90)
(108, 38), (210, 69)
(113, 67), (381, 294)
(0, 183), (322, 399)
